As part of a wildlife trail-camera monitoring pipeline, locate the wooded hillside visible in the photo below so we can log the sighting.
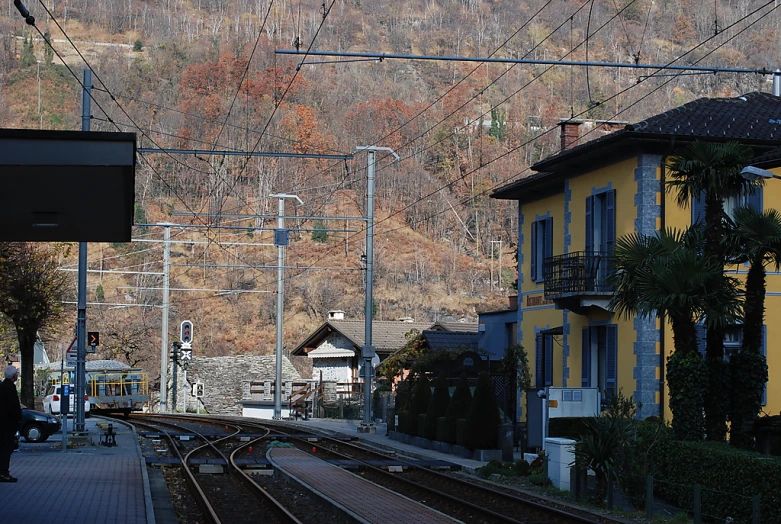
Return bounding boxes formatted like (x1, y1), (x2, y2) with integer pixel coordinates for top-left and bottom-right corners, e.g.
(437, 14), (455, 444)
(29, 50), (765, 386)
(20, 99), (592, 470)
(0, 0), (778, 375)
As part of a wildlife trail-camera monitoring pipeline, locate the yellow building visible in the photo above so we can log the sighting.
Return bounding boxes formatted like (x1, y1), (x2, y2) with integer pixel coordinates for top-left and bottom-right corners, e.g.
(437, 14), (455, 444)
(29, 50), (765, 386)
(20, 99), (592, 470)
(492, 92), (781, 422)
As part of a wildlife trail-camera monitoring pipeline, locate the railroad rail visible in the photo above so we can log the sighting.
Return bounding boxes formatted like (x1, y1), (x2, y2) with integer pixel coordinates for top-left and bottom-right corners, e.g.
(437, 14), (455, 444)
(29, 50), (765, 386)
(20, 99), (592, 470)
(133, 415), (302, 524)
(136, 414), (616, 524)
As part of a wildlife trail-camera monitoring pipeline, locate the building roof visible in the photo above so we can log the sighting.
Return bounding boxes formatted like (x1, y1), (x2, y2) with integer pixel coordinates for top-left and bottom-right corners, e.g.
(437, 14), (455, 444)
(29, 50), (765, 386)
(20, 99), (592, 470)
(291, 320), (433, 356)
(422, 330), (478, 352)
(492, 92), (781, 202)
(429, 321), (479, 333)
(38, 359), (133, 372)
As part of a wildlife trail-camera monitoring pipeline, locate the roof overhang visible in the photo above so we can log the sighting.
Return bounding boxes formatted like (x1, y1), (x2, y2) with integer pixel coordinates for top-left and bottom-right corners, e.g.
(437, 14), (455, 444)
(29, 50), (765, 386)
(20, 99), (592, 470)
(0, 129), (136, 241)
(492, 132), (781, 204)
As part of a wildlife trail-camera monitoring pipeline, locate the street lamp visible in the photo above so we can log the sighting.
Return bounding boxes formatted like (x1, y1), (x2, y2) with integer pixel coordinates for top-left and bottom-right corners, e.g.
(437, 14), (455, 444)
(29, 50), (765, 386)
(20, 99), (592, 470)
(740, 165), (781, 181)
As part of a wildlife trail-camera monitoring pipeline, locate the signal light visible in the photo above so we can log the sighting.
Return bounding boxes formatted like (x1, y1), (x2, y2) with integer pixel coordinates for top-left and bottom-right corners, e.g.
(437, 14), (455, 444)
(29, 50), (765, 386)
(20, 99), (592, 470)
(180, 320), (193, 344)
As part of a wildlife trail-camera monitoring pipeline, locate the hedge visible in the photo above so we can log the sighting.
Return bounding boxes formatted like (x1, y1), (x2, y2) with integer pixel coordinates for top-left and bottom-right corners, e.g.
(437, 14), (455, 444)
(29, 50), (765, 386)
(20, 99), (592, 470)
(649, 438), (781, 522)
(444, 374), (472, 444)
(464, 371), (499, 449)
(425, 373), (450, 440)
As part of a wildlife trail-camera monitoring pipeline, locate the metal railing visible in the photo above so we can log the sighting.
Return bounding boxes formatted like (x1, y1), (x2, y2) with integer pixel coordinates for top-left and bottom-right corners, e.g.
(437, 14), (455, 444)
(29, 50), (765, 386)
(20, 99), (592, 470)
(543, 251), (613, 298)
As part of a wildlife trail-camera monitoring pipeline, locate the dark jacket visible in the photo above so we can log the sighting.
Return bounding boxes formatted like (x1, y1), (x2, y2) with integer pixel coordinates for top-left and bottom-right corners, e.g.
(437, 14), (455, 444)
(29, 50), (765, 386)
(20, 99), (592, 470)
(0, 378), (22, 433)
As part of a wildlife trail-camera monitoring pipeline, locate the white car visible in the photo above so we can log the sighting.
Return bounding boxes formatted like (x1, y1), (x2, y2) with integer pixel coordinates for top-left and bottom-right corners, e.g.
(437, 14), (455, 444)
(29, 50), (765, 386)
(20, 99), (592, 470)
(43, 385), (90, 417)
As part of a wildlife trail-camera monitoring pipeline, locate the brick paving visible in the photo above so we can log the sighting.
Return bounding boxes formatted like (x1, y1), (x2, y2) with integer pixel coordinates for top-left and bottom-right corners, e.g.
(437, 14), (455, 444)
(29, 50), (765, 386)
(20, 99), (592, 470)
(269, 447), (458, 524)
(0, 418), (153, 524)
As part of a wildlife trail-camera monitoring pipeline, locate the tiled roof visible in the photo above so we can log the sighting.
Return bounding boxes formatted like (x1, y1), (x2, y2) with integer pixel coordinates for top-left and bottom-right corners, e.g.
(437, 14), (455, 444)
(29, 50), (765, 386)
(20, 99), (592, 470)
(292, 320), (433, 355)
(493, 92), (781, 200)
(430, 321), (479, 333)
(422, 330), (478, 352)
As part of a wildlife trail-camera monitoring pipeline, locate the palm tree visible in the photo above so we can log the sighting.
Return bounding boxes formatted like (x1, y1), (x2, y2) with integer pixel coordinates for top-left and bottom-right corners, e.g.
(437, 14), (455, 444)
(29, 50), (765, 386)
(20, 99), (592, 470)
(724, 207), (781, 447)
(610, 228), (742, 440)
(666, 140), (758, 441)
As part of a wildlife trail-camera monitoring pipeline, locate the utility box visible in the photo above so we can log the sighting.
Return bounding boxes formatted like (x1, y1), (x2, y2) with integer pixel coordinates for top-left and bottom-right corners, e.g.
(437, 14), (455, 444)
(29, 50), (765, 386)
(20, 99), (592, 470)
(547, 388), (600, 418)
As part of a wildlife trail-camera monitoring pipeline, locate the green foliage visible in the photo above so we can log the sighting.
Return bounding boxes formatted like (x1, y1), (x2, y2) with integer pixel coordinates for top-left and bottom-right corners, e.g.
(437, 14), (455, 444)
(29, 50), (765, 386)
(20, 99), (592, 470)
(444, 374), (472, 444)
(436, 416), (447, 442)
(476, 459), (531, 479)
(311, 220), (328, 243)
(43, 32), (53, 65)
(133, 39), (144, 52)
(528, 472), (546, 486)
(501, 344), (532, 392)
(465, 372), (500, 450)
(617, 418), (671, 509)
(95, 284), (105, 302)
(603, 389), (640, 419)
(489, 106), (507, 141)
(728, 351), (768, 449)
(21, 36), (35, 67)
(649, 438), (781, 523)
(407, 373), (431, 435)
(377, 330), (425, 382)
(666, 351), (707, 440)
(456, 418), (467, 447)
(425, 373), (450, 440)
(397, 410), (409, 434)
(417, 413), (427, 438)
(572, 416), (634, 501)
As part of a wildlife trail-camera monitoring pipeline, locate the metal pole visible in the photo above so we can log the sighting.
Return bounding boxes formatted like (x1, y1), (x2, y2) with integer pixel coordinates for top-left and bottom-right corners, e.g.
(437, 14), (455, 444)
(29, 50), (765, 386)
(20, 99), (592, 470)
(499, 239), (502, 290)
(363, 149), (376, 426)
(269, 193), (302, 420)
(355, 146), (399, 428)
(160, 225), (171, 412)
(170, 344), (177, 412)
(75, 69), (91, 434)
(274, 197), (285, 420)
(183, 369), (188, 414)
(60, 347), (66, 450)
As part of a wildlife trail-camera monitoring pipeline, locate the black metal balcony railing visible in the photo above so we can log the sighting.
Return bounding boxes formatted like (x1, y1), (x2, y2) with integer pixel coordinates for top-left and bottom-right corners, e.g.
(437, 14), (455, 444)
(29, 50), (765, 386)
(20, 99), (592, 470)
(542, 251), (613, 298)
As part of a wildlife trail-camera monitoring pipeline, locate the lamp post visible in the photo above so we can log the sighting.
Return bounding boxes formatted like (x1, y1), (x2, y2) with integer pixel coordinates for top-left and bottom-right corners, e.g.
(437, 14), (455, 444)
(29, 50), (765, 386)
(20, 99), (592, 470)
(740, 166), (781, 181)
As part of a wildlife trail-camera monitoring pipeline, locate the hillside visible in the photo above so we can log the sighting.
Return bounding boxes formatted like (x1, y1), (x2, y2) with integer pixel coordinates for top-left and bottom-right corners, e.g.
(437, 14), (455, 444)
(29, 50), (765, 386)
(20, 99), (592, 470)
(0, 0), (779, 375)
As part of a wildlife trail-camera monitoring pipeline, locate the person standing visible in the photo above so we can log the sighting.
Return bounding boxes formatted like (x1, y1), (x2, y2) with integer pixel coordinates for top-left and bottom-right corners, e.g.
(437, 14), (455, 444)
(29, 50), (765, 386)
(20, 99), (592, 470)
(0, 365), (21, 482)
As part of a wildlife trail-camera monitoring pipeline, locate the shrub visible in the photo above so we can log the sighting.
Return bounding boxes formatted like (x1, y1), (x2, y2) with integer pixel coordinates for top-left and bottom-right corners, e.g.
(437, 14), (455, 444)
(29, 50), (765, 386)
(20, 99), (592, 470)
(436, 416), (447, 443)
(425, 373), (450, 440)
(512, 459), (530, 476)
(397, 411), (408, 435)
(666, 351), (707, 441)
(133, 39), (143, 51)
(572, 416), (633, 502)
(407, 374), (431, 435)
(373, 384), (392, 413)
(417, 413), (427, 438)
(649, 438), (781, 523)
(456, 419), (467, 447)
(444, 374), (472, 444)
(464, 372), (500, 449)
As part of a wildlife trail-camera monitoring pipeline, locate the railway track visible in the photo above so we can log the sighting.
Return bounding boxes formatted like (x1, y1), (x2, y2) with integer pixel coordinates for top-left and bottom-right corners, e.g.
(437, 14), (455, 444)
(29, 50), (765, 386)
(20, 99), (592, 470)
(133, 415), (303, 524)
(144, 414), (619, 524)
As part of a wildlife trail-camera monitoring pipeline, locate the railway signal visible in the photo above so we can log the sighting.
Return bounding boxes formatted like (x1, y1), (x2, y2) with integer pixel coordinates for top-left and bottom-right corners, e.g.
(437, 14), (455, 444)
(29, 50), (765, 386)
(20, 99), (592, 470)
(170, 341), (182, 363)
(180, 320), (193, 347)
(194, 382), (204, 398)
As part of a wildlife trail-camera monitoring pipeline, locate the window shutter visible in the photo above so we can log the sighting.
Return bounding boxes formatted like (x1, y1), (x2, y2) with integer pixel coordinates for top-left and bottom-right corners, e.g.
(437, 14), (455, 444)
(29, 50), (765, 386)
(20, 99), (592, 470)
(544, 217), (553, 261)
(762, 325), (768, 406)
(582, 327), (591, 387)
(585, 196), (593, 254)
(692, 190), (705, 224)
(531, 221), (538, 282)
(606, 325), (618, 398)
(695, 324), (707, 358)
(747, 185), (763, 212)
(544, 335), (553, 386)
(535, 332), (544, 388)
(606, 189), (616, 252)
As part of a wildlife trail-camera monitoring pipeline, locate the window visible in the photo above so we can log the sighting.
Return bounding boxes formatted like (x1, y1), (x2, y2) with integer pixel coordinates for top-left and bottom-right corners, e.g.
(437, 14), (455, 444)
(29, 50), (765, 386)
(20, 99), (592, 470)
(530, 217), (553, 282)
(581, 324), (618, 400)
(535, 332), (554, 388)
(585, 189), (616, 254)
(692, 186), (762, 224)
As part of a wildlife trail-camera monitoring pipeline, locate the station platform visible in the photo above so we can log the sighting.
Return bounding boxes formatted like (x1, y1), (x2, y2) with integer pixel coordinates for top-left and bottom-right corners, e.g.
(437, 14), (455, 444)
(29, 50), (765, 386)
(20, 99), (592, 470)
(287, 418), (495, 473)
(0, 416), (154, 524)
(269, 447), (458, 524)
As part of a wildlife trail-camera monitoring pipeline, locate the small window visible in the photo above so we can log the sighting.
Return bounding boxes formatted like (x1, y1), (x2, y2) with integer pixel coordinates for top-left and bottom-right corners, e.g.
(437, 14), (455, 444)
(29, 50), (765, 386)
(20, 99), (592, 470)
(531, 217), (553, 282)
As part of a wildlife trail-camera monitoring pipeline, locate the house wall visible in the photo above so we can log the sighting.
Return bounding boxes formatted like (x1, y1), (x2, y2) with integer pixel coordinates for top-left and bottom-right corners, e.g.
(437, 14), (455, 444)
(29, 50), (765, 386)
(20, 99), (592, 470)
(312, 358), (352, 383)
(517, 156), (666, 420)
(477, 310), (518, 359)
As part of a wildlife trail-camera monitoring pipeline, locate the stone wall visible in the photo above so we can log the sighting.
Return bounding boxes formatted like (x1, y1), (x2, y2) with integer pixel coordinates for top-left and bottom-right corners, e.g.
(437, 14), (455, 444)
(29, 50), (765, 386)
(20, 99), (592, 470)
(169, 355), (301, 415)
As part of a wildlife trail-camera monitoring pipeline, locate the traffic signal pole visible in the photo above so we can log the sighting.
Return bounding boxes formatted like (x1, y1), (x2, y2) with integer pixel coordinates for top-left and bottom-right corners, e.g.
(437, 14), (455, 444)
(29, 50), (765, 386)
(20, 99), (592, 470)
(159, 224), (171, 412)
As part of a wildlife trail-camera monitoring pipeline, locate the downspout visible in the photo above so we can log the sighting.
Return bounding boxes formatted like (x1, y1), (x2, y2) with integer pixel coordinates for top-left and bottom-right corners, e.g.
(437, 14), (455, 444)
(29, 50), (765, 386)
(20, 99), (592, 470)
(658, 136), (675, 419)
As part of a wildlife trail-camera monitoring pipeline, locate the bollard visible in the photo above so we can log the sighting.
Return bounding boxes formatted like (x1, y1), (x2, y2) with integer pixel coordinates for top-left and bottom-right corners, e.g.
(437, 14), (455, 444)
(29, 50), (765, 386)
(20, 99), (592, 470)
(645, 476), (654, 519)
(693, 484), (701, 524)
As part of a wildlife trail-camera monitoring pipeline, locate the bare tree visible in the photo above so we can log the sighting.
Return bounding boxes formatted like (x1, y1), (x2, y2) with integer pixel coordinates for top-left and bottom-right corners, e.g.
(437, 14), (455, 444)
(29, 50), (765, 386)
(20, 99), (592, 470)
(0, 243), (71, 407)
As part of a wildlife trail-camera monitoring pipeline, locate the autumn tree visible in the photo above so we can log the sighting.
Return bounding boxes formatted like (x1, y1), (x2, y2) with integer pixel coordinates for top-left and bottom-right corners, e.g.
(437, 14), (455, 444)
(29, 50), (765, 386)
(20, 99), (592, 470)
(0, 243), (71, 407)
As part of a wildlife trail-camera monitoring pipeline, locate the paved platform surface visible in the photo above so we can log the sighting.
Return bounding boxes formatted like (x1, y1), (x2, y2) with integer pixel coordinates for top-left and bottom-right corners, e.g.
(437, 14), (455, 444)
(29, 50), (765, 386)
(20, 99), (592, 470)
(0, 416), (154, 524)
(269, 447), (458, 524)
(289, 418), (492, 472)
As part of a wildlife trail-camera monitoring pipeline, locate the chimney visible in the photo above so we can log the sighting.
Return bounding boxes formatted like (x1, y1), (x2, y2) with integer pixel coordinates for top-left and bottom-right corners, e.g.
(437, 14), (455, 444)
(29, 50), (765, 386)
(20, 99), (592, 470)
(559, 119), (582, 151)
(327, 310), (345, 320)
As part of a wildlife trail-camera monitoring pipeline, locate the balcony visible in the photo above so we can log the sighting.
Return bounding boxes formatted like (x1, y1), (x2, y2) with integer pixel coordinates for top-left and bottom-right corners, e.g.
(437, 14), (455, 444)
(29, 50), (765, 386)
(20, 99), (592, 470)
(542, 251), (613, 313)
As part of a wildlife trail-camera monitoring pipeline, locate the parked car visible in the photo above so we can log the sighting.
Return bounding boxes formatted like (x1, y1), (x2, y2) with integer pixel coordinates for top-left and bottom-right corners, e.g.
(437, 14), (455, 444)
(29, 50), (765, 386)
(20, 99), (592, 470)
(20, 408), (61, 443)
(43, 385), (90, 417)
